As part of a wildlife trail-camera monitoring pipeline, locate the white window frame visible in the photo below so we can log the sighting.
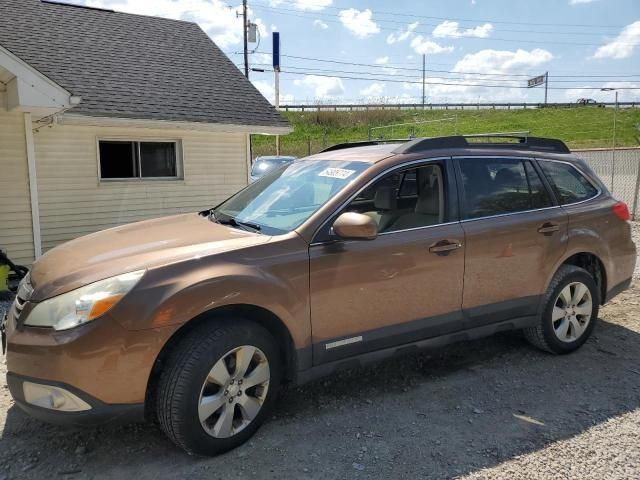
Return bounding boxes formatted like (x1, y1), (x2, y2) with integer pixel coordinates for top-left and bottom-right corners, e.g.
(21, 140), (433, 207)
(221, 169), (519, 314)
(96, 137), (184, 182)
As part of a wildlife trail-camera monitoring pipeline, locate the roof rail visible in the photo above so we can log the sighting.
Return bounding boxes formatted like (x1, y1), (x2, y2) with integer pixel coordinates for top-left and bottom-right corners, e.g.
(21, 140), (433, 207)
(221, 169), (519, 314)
(392, 135), (570, 154)
(321, 134), (570, 155)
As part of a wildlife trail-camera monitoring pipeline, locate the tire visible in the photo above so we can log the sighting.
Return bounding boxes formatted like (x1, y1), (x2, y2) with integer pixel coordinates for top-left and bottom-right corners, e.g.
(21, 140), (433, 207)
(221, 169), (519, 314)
(524, 265), (599, 354)
(156, 319), (282, 456)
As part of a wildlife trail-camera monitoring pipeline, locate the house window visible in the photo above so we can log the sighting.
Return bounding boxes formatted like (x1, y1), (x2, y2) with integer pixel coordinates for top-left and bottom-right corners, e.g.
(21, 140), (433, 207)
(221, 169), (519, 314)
(99, 140), (180, 180)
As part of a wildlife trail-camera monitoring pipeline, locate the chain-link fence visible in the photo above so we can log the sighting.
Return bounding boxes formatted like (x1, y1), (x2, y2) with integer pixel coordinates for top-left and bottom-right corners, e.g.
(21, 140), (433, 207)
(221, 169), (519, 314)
(573, 147), (640, 219)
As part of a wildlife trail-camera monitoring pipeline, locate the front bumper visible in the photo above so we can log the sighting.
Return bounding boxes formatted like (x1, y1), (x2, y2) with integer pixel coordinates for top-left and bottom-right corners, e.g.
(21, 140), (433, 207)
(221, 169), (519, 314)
(4, 303), (180, 412)
(7, 372), (143, 426)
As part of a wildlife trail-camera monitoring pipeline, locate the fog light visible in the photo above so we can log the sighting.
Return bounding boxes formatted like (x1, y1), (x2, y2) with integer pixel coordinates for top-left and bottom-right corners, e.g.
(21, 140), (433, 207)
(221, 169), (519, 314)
(23, 381), (91, 412)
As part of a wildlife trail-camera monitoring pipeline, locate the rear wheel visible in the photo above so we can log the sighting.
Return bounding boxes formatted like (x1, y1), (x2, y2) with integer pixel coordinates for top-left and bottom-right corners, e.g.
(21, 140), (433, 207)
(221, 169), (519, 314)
(524, 265), (599, 354)
(156, 320), (281, 456)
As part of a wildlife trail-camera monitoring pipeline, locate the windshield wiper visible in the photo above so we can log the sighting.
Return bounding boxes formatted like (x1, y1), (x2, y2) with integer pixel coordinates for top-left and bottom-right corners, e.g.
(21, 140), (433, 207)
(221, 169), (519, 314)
(210, 211), (262, 233)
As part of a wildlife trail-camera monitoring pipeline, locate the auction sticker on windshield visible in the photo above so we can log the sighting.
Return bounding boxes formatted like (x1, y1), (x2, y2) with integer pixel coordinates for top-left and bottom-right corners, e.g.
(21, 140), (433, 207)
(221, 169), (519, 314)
(318, 168), (356, 179)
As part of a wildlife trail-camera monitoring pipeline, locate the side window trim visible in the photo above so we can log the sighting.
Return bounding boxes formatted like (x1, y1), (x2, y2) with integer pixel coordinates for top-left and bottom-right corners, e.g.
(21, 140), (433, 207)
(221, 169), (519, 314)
(535, 158), (602, 206)
(310, 157), (456, 244)
(530, 159), (560, 206)
(452, 155), (562, 222)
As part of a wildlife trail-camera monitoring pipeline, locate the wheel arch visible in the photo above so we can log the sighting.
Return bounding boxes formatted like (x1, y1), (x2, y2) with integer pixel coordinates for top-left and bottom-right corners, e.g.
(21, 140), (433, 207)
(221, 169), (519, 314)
(557, 251), (608, 304)
(144, 303), (299, 421)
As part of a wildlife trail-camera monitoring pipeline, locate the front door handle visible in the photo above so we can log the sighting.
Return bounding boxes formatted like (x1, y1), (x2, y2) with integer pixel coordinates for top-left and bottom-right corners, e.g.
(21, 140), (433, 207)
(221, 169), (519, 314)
(429, 240), (462, 256)
(538, 222), (560, 236)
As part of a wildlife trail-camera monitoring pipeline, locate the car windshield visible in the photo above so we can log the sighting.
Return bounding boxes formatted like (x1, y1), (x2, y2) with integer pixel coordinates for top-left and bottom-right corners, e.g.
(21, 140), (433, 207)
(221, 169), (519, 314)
(251, 157), (296, 178)
(213, 160), (370, 235)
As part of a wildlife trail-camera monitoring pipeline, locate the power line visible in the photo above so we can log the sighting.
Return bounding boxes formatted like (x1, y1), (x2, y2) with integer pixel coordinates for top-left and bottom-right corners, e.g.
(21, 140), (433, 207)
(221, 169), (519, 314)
(263, 68), (640, 90)
(246, 62), (640, 85)
(259, 0), (624, 29)
(252, 3), (635, 45)
(252, 1), (624, 36)
(249, 51), (640, 80)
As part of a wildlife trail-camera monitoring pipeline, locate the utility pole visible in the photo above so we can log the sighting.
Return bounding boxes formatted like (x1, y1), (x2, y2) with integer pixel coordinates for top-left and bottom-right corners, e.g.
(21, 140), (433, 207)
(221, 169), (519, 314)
(273, 32), (281, 155)
(612, 89), (618, 192)
(422, 54), (426, 109)
(601, 87), (618, 193)
(275, 65), (280, 155)
(242, 0), (249, 78)
(544, 71), (549, 104)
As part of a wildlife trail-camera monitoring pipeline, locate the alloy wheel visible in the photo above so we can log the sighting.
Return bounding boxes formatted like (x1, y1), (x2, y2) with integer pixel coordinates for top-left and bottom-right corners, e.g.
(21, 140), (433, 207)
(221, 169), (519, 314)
(198, 345), (270, 438)
(552, 282), (593, 343)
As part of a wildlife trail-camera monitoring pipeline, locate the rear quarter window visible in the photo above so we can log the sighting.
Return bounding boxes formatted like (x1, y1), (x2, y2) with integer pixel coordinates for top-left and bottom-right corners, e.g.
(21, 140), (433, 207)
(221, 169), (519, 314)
(539, 161), (598, 205)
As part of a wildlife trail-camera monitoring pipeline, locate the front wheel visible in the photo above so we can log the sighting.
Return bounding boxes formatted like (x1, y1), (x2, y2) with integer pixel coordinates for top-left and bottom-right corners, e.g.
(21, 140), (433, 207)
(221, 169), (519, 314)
(156, 320), (281, 456)
(524, 265), (599, 354)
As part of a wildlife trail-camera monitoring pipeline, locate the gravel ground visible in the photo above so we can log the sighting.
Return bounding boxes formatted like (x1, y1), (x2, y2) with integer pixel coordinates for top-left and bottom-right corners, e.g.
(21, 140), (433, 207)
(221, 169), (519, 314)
(1, 225), (639, 480)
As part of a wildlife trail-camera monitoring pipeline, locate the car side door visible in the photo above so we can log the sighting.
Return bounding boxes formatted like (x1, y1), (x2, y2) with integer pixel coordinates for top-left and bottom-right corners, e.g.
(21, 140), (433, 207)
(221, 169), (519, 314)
(308, 158), (466, 365)
(454, 156), (569, 328)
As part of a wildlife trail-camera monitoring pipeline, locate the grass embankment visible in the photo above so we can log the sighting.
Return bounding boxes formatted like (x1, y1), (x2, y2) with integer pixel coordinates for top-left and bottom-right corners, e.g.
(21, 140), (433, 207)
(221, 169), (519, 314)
(251, 107), (640, 157)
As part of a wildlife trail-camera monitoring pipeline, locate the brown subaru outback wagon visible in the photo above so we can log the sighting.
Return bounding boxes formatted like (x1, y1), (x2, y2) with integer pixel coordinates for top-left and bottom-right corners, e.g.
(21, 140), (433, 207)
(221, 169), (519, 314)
(4, 135), (636, 456)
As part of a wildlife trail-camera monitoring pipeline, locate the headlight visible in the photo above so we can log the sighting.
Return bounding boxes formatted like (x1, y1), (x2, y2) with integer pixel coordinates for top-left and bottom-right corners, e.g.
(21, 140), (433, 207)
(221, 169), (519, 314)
(24, 270), (145, 331)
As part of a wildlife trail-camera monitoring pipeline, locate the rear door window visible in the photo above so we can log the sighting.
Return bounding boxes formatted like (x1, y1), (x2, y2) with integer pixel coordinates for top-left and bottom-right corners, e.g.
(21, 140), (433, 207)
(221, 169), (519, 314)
(538, 161), (598, 205)
(458, 158), (552, 219)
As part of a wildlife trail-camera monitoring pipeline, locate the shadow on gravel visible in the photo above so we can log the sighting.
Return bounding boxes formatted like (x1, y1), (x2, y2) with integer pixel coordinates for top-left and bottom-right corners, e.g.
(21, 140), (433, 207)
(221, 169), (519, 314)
(2, 317), (640, 479)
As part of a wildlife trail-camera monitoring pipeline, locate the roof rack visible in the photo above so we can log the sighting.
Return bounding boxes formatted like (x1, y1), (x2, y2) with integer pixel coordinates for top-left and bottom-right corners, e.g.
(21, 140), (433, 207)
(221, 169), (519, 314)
(321, 133), (570, 155)
(396, 134), (570, 154)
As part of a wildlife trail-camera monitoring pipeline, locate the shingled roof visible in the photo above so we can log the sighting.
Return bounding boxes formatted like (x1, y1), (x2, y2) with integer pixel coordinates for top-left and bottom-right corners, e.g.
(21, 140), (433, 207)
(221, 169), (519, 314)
(0, 0), (288, 128)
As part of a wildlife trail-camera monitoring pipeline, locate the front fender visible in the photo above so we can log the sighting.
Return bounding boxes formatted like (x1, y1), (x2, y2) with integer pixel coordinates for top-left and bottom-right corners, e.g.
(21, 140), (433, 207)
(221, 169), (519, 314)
(113, 238), (311, 349)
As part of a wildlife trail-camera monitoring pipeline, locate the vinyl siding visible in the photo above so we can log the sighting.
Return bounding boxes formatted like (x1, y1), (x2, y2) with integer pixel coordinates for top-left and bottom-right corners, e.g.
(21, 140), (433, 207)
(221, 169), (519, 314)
(33, 123), (248, 254)
(0, 112), (34, 265)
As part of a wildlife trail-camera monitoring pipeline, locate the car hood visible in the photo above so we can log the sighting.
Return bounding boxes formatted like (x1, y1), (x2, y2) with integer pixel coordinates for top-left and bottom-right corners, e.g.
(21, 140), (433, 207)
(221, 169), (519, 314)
(29, 213), (270, 301)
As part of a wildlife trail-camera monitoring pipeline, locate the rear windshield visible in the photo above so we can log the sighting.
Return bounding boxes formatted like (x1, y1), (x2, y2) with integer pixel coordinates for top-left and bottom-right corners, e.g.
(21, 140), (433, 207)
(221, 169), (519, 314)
(214, 160), (370, 234)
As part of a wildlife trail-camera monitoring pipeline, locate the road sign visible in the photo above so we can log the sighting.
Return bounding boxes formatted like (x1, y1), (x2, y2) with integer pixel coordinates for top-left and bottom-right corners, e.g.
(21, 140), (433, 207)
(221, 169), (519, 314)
(527, 75), (545, 88)
(272, 32), (280, 71)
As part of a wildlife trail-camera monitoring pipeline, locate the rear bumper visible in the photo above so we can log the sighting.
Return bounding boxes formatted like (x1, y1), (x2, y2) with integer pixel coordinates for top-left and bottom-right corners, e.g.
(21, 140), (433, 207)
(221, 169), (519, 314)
(7, 372), (144, 426)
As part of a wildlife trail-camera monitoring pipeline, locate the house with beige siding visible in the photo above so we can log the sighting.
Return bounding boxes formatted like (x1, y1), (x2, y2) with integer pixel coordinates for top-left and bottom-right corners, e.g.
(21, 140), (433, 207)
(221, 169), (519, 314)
(0, 0), (289, 265)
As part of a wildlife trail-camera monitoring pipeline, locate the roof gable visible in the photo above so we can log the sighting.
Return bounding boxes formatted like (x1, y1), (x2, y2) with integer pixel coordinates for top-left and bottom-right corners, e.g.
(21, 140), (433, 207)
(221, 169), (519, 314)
(0, 0), (288, 129)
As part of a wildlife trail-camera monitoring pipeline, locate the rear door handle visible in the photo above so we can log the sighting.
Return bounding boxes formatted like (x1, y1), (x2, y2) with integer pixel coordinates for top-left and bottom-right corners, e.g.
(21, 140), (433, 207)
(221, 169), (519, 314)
(538, 222), (560, 235)
(429, 240), (462, 256)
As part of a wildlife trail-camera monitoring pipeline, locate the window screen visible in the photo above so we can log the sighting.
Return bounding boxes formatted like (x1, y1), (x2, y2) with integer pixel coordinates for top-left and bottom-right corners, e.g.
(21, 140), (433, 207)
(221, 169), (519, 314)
(99, 141), (179, 180)
(99, 141), (137, 179)
(539, 161), (598, 205)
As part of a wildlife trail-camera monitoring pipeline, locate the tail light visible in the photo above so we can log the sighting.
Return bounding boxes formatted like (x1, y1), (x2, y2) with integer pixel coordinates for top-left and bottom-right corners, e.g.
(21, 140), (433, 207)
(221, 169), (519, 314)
(612, 201), (630, 222)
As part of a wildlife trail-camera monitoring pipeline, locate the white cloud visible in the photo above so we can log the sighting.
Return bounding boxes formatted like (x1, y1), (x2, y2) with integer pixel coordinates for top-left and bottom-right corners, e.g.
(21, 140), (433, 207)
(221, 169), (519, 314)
(338, 8), (380, 38)
(410, 36), (454, 55)
(374, 56), (389, 64)
(313, 19), (329, 29)
(294, 75), (345, 98)
(569, 0), (597, 4)
(592, 21), (640, 60)
(269, 0), (332, 11)
(402, 48), (554, 103)
(84, 0), (260, 48)
(432, 20), (493, 39)
(453, 48), (553, 74)
(252, 80), (294, 104)
(360, 82), (386, 97)
(386, 21), (419, 44)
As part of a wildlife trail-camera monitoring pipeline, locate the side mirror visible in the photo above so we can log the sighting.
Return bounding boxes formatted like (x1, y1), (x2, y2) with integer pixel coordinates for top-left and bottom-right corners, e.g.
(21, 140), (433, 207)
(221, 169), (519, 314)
(332, 212), (378, 240)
